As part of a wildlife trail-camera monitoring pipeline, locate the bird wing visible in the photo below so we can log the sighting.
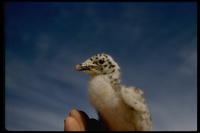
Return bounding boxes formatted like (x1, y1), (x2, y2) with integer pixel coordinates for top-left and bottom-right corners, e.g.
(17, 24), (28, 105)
(120, 85), (152, 131)
(120, 85), (149, 113)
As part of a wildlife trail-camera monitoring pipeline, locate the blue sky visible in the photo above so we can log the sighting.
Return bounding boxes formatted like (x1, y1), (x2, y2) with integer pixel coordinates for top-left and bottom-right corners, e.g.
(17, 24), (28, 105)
(5, 2), (197, 131)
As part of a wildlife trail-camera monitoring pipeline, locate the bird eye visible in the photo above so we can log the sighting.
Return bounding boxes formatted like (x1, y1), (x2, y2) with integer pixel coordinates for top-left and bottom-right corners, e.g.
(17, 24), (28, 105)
(99, 59), (105, 64)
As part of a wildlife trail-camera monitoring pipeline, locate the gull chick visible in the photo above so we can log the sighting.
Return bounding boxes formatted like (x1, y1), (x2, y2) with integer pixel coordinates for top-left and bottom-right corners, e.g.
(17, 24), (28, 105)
(75, 53), (152, 131)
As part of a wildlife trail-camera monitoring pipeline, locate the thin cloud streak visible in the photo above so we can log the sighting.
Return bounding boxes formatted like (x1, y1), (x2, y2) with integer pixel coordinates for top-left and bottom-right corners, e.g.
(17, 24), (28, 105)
(5, 48), (94, 131)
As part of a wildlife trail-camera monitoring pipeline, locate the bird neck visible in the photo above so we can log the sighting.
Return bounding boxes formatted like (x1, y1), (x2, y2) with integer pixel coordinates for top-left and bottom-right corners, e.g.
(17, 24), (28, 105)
(90, 71), (121, 90)
(107, 73), (121, 90)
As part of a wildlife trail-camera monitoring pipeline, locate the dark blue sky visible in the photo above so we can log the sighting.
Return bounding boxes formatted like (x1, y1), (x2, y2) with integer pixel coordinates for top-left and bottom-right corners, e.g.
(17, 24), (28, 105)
(5, 2), (197, 131)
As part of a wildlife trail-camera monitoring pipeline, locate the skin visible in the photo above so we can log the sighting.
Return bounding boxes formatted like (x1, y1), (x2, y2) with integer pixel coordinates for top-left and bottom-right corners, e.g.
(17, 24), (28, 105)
(64, 109), (105, 131)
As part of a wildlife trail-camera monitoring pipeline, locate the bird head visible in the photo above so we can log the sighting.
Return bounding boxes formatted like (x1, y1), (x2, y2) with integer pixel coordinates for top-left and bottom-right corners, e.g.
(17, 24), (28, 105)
(75, 53), (121, 79)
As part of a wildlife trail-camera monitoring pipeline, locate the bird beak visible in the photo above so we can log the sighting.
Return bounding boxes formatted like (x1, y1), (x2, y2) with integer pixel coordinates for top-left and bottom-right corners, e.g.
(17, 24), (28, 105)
(75, 60), (99, 72)
(75, 63), (89, 71)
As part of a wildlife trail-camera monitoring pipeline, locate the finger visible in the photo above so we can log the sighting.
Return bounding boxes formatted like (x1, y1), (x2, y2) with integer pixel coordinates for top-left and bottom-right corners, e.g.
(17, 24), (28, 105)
(69, 109), (90, 131)
(64, 116), (81, 131)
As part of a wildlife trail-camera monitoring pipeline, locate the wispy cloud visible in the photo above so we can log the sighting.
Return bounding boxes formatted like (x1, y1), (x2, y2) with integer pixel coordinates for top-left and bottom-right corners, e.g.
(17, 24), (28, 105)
(177, 37), (197, 77)
(5, 47), (96, 131)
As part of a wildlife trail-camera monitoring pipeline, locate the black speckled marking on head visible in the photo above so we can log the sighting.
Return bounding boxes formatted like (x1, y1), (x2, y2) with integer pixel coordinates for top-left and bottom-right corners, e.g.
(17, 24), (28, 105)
(105, 60), (109, 62)
(103, 54), (108, 58)
(111, 69), (115, 73)
(99, 59), (105, 64)
(103, 65), (107, 67)
(111, 65), (115, 67)
(90, 58), (93, 61)
(109, 64), (115, 69)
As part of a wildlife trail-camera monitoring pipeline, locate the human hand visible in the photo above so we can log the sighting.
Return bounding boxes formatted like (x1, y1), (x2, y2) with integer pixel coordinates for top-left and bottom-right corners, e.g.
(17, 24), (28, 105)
(64, 109), (105, 131)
